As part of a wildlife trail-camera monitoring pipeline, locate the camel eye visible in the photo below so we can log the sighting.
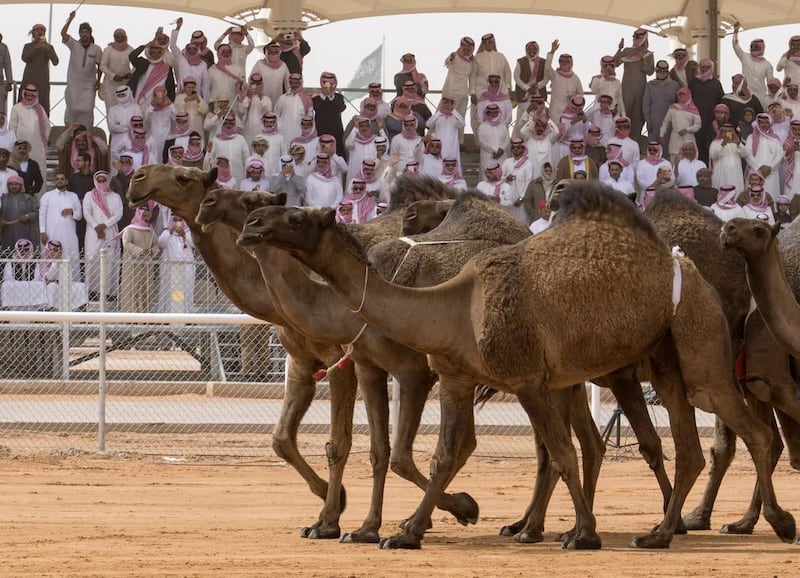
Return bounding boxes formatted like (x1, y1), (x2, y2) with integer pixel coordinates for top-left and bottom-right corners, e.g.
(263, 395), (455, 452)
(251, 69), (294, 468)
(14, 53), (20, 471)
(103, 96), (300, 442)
(244, 217), (260, 229)
(175, 174), (191, 186)
(200, 197), (216, 207)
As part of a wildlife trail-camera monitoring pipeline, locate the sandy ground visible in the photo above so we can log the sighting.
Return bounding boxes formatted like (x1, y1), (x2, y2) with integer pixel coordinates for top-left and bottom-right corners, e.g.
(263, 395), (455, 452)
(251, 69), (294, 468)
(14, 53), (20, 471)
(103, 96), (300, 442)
(0, 433), (798, 577)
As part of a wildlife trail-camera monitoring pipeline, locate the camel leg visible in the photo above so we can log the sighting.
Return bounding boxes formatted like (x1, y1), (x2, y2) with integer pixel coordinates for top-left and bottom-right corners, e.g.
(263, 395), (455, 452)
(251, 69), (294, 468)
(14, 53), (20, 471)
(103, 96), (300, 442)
(304, 361), (358, 540)
(380, 377), (478, 550)
(599, 369), (675, 523)
(718, 393), (782, 535)
(271, 355), (347, 538)
(516, 386), (601, 550)
(629, 343), (706, 549)
(340, 364), (390, 544)
(776, 407), (800, 471)
(670, 295), (796, 544)
(681, 417), (736, 531)
(390, 369), (479, 528)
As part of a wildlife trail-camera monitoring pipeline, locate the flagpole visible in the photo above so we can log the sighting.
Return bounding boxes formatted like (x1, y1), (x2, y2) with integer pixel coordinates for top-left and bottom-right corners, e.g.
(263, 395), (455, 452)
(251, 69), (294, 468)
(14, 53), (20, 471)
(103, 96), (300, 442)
(381, 34), (386, 88)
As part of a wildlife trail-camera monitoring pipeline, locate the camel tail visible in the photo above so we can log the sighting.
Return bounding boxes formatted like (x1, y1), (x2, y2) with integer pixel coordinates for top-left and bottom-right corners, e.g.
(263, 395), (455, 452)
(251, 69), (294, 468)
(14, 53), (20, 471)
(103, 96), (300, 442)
(474, 385), (498, 407)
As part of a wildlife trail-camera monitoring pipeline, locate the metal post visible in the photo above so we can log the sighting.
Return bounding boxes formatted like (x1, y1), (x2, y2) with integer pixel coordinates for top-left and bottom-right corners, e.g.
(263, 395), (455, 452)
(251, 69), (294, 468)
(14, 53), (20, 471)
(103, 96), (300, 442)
(58, 259), (70, 380)
(97, 247), (108, 453)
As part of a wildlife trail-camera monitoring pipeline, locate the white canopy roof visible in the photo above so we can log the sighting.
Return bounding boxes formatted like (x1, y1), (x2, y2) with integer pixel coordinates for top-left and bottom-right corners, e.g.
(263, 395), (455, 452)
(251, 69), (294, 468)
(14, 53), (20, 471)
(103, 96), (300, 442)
(30, 0), (800, 31)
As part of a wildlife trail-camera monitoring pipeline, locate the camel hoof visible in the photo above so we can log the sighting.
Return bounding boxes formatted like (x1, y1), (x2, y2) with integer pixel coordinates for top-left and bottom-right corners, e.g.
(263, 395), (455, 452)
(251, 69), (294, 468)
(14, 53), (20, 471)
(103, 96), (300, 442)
(451, 492), (480, 526)
(554, 527), (576, 542)
(306, 526), (341, 540)
(763, 508), (796, 543)
(379, 534), (421, 550)
(499, 520), (525, 537)
(561, 534), (602, 550)
(299, 525), (318, 538)
(719, 520), (755, 535)
(513, 530), (544, 544)
(681, 509), (711, 532)
(629, 533), (672, 549)
(340, 530), (380, 544)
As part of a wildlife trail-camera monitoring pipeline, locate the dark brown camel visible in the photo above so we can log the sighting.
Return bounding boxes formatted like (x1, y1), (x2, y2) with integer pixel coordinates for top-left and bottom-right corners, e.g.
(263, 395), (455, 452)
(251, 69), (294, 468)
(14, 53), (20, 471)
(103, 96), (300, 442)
(239, 181), (795, 549)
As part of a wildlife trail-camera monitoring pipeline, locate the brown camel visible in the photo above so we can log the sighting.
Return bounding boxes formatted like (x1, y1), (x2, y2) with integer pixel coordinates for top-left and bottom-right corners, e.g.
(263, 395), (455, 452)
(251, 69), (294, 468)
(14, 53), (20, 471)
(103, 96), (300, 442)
(646, 191), (800, 536)
(126, 165), (360, 541)
(401, 199), (454, 235)
(195, 184), (481, 543)
(720, 218), (800, 358)
(238, 181), (796, 550)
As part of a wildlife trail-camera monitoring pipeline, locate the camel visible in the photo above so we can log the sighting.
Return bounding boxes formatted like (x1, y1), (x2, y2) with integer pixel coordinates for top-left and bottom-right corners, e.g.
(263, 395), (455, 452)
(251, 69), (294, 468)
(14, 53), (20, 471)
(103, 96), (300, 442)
(645, 191), (800, 535)
(401, 200), (454, 235)
(239, 181), (796, 550)
(195, 184), (484, 543)
(720, 218), (800, 358)
(126, 164), (360, 541)
(202, 183), (672, 543)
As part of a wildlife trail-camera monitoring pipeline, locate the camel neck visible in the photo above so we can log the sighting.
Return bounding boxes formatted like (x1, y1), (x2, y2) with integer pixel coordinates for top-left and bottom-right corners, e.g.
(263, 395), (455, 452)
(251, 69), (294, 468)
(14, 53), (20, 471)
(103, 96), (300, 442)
(745, 240), (800, 357)
(294, 226), (470, 355)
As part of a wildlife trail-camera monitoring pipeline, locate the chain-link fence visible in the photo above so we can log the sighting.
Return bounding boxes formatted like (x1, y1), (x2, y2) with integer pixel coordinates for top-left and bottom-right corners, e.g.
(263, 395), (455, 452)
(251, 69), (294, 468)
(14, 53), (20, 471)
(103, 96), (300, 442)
(0, 250), (717, 459)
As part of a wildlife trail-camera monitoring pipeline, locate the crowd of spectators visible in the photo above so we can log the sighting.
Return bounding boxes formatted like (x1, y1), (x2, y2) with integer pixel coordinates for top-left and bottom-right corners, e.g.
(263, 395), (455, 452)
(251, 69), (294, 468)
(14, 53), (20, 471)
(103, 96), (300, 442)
(0, 15), (798, 309)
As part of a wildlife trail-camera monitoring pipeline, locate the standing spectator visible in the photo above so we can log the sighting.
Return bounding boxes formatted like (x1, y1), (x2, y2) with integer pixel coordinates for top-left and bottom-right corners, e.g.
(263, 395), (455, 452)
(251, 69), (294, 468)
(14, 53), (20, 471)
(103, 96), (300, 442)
(674, 141), (706, 187)
(476, 161), (513, 206)
(57, 123), (108, 176)
(207, 44), (243, 103)
(214, 26), (253, 77)
(304, 153), (343, 208)
(9, 84), (49, 184)
(340, 179), (376, 223)
(128, 42), (176, 106)
(208, 114), (249, 184)
(742, 185), (775, 223)
(660, 87), (702, 165)
(250, 41), (289, 112)
(513, 41), (547, 136)
(613, 28), (654, 143)
(394, 53), (428, 98)
(39, 172), (82, 263)
(501, 138), (533, 222)
(255, 114), (284, 174)
(20, 24), (59, 116)
(188, 30), (214, 68)
(644, 60), (679, 143)
(602, 160), (636, 198)
(469, 33), (512, 133)
(9, 140), (43, 196)
(442, 37), (474, 142)
(774, 195), (793, 228)
(239, 159), (268, 191)
(520, 117), (558, 179)
(99, 28), (133, 114)
(589, 56), (625, 117)
(290, 115), (319, 165)
(238, 73), (272, 145)
(400, 80), (432, 127)
(669, 47), (697, 88)
(143, 86), (174, 163)
(181, 132), (204, 169)
(689, 58), (725, 165)
(120, 203), (159, 312)
(477, 103), (509, 174)
(278, 31), (310, 75)
(268, 155), (306, 206)
(426, 96), (464, 167)
(173, 78), (207, 136)
(781, 81), (800, 118)
(107, 86), (142, 151)
(110, 154), (136, 229)
(476, 74), (513, 127)
(312, 72), (347, 158)
(212, 155), (237, 189)
(636, 142), (672, 192)
(274, 73), (312, 145)
(345, 116), (380, 184)
(0, 33), (13, 115)
(439, 156), (468, 192)
(61, 12), (102, 128)
(732, 24), (774, 107)
(0, 111), (16, 152)
(585, 94), (619, 145)
(363, 83), (390, 119)
(317, 135), (348, 181)
(83, 171), (122, 301)
(169, 19), (208, 99)
(709, 123), (745, 193)
(1, 175), (36, 249)
(743, 113), (784, 201)
(419, 138), (443, 178)
(777, 35), (800, 86)
(543, 42), (583, 122)
(556, 139), (599, 181)
(162, 112), (193, 157)
(390, 115), (424, 169)
(158, 214), (194, 313)
(783, 119), (800, 202)
(721, 74), (763, 129)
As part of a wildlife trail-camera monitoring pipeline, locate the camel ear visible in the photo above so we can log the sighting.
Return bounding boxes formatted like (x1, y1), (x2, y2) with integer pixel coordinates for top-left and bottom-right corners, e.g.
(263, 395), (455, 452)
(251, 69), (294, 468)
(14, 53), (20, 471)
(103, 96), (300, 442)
(320, 207), (337, 228)
(203, 167), (218, 188)
(240, 192), (262, 212)
(273, 191), (287, 206)
(435, 200), (454, 217)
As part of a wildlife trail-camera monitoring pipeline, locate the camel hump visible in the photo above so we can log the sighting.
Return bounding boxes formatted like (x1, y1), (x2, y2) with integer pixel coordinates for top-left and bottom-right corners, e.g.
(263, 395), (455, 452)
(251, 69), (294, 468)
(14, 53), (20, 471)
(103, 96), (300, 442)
(388, 175), (456, 211)
(645, 188), (722, 228)
(554, 181), (666, 249)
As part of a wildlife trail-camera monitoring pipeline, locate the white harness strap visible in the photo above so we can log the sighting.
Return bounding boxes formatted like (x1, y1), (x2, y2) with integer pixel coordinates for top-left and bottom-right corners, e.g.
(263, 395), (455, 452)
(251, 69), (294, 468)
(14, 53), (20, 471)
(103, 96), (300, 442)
(391, 236), (469, 282)
(671, 246), (684, 316)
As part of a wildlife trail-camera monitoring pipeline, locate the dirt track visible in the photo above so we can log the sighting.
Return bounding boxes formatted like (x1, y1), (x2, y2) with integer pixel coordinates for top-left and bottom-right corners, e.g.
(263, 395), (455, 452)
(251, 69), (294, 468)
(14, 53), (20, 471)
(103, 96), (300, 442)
(0, 434), (798, 577)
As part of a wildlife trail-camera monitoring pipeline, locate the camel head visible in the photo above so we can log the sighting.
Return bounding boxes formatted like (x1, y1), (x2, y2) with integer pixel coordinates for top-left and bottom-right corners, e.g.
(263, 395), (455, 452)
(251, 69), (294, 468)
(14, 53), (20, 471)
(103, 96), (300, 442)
(196, 188), (287, 232)
(238, 206), (336, 255)
(127, 164), (218, 219)
(720, 218), (781, 258)
(401, 200), (454, 235)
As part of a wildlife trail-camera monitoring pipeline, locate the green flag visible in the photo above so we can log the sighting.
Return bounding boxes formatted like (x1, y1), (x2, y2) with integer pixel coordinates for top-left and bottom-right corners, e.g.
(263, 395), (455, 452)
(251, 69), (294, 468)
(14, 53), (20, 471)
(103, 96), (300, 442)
(347, 44), (383, 88)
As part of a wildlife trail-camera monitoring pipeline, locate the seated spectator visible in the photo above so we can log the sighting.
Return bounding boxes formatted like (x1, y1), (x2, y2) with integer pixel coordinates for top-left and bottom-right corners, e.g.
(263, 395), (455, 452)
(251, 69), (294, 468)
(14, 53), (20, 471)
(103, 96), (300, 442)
(57, 123), (108, 176)
(674, 141), (706, 187)
(35, 239), (87, 310)
(1, 238), (47, 309)
(528, 200), (551, 235)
